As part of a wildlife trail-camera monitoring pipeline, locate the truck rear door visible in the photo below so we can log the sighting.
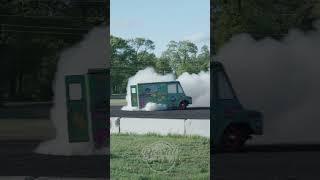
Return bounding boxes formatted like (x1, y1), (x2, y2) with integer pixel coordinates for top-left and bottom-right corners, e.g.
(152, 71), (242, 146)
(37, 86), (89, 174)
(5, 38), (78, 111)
(130, 85), (138, 107)
(167, 82), (178, 108)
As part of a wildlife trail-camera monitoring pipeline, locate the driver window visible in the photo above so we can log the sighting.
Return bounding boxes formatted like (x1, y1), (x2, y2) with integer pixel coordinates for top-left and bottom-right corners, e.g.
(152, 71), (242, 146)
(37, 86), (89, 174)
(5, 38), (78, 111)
(178, 84), (184, 94)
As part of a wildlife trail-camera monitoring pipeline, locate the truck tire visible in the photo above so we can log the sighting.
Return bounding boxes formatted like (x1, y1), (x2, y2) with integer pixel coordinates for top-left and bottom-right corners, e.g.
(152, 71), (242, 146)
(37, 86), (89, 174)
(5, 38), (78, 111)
(178, 101), (187, 110)
(221, 126), (248, 152)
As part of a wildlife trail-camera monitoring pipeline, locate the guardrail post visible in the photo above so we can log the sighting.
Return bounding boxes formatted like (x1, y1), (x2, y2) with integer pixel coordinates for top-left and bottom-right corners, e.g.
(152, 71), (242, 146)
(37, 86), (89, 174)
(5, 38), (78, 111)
(184, 119), (187, 135)
(115, 117), (121, 134)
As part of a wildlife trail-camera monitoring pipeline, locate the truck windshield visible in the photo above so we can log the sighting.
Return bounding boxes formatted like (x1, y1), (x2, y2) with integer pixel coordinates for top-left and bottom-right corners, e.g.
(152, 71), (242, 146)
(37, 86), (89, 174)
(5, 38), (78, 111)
(217, 71), (235, 99)
(178, 84), (184, 94)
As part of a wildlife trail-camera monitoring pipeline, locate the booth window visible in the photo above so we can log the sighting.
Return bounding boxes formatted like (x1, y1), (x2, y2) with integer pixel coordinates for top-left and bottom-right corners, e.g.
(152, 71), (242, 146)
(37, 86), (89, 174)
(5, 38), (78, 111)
(69, 83), (82, 100)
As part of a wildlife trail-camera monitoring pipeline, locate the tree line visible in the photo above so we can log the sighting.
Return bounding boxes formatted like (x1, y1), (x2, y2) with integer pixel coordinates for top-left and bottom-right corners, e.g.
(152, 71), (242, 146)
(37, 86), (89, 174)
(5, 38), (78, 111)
(111, 35), (210, 94)
(0, 0), (105, 102)
(212, 0), (320, 53)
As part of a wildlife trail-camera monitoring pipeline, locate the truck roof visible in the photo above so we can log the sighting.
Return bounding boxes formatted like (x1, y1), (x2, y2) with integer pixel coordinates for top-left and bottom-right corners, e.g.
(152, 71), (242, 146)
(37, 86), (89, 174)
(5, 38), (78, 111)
(134, 81), (180, 86)
(87, 68), (108, 74)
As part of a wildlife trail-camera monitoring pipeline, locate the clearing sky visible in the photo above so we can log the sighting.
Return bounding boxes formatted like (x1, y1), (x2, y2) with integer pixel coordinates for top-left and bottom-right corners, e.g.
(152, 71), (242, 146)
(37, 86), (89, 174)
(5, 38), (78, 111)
(111, 0), (210, 57)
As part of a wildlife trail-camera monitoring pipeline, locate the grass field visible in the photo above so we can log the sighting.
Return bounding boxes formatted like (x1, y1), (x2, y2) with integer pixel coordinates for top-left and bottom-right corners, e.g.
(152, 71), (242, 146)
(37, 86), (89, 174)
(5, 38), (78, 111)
(110, 99), (127, 106)
(111, 133), (210, 180)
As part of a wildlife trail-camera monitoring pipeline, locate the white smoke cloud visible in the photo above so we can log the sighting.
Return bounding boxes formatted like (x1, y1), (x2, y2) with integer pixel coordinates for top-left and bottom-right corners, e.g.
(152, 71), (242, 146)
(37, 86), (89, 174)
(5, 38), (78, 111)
(121, 67), (175, 111)
(35, 26), (108, 155)
(142, 102), (167, 111)
(122, 67), (210, 111)
(177, 70), (210, 107)
(216, 20), (320, 144)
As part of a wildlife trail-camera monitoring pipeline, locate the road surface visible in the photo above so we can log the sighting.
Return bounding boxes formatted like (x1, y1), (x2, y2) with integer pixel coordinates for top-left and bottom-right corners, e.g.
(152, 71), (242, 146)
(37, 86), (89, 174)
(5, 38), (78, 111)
(110, 106), (210, 119)
(0, 140), (108, 178)
(0, 103), (210, 119)
(214, 145), (320, 180)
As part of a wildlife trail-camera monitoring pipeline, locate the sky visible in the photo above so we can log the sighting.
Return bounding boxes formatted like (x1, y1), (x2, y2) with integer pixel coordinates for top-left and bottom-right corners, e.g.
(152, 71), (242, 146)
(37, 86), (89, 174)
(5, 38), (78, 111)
(110, 0), (210, 57)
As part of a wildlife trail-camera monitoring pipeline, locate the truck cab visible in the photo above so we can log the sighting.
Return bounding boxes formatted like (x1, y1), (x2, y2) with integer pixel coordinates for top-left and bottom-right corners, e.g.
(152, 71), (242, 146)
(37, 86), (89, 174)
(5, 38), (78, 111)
(131, 81), (192, 110)
(211, 61), (263, 151)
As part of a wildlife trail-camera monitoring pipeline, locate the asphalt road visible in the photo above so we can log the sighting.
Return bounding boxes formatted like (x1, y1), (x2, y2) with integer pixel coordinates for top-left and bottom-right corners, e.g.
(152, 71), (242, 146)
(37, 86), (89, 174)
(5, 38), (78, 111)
(214, 145), (320, 180)
(110, 106), (210, 119)
(0, 103), (210, 119)
(0, 103), (51, 119)
(0, 140), (108, 178)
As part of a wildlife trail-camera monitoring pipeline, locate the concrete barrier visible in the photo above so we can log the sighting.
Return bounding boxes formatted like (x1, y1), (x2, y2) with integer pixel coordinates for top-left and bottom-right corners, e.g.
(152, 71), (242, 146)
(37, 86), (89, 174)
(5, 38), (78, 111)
(110, 117), (210, 137)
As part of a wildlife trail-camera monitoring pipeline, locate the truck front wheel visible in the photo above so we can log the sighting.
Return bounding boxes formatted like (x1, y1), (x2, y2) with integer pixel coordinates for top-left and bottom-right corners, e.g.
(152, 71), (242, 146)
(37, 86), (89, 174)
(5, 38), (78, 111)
(178, 101), (188, 110)
(221, 126), (249, 152)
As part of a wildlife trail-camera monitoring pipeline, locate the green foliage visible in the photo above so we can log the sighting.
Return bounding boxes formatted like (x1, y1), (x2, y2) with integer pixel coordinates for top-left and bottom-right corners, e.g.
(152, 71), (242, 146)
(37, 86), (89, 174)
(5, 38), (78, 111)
(111, 37), (210, 94)
(111, 36), (159, 93)
(155, 57), (172, 75)
(161, 40), (197, 75)
(213, 0), (319, 52)
(0, 0), (104, 101)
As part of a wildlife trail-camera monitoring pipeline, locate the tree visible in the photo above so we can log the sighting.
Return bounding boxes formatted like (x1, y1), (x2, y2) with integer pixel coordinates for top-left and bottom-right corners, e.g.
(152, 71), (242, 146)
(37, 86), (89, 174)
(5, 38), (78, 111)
(110, 36), (158, 94)
(197, 45), (210, 70)
(0, 0), (101, 101)
(155, 57), (172, 75)
(161, 40), (198, 76)
(129, 37), (156, 69)
(111, 36), (136, 93)
(213, 0), (319, 52)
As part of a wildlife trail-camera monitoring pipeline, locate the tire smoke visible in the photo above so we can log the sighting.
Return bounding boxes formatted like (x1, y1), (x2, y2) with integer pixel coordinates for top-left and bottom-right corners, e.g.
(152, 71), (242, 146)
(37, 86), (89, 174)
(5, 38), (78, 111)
(122, 67), (210, 111)
(34, 26), (108, 155)
(216, 21), (320, 144)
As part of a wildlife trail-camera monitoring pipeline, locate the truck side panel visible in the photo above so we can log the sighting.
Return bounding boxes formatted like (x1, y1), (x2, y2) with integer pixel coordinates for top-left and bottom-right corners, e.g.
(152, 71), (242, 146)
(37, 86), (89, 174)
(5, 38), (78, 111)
(137, 83), (167, 109)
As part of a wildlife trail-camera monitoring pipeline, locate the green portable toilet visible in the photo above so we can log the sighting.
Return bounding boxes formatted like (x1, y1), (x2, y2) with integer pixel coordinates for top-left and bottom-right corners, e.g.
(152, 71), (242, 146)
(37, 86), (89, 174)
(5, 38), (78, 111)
(65, 68), (109, 148)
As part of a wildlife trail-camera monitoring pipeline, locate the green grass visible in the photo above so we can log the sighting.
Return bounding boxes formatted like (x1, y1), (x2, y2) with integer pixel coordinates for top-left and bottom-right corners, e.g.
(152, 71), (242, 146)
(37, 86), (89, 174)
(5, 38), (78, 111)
(110, 99), (127, 106)
(111, 133), (210, 180)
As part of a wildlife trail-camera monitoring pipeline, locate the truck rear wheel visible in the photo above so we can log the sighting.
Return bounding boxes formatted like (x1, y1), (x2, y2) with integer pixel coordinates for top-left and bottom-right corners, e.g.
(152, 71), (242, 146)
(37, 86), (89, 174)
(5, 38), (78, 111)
(221, 126), (248, 152)
(178, 101), (187, 110)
